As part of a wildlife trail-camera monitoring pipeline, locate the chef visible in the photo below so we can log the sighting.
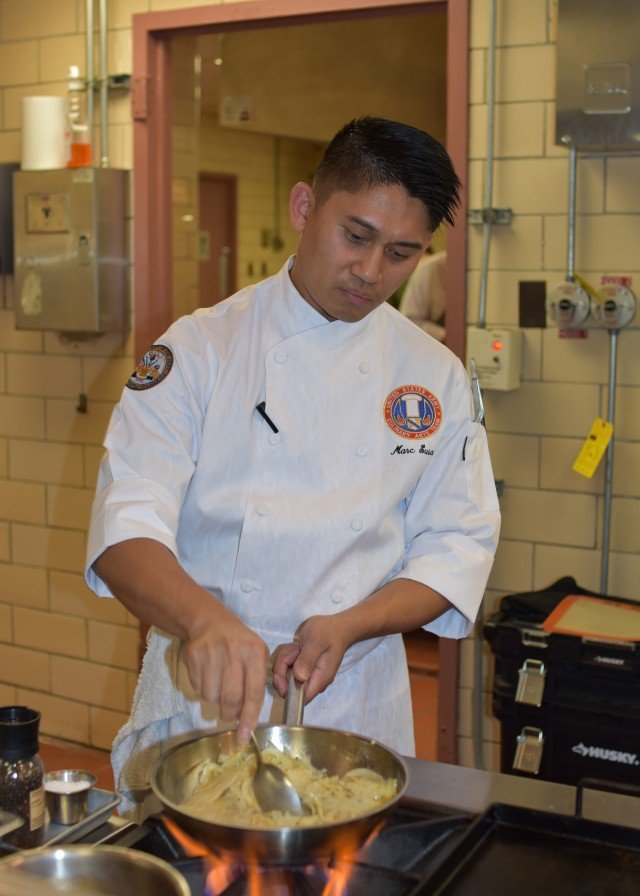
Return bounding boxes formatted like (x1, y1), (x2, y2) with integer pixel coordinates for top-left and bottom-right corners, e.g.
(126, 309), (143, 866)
(85, 117), (500, 818)
(400, 249), (447, 342)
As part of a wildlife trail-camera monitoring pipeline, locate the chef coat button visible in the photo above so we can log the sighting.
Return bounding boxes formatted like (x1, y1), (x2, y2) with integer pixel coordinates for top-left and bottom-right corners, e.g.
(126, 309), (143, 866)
(256, 503), (270, 516)
(351, 517), (364, 531)
(359, 361), (370, 374)
(356, 445), (368, 457)
(269, 432), (280, 445)
(331, 589), (344, 604)
(240, 579), (254, 593)
(275, 351), (288, 364)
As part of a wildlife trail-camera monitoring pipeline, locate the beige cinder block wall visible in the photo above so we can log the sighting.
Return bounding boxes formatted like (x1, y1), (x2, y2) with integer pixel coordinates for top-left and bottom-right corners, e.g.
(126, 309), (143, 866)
(459, 0), (640, 769)
(0, 0), (145, 751)
(0, 0), (235, 753)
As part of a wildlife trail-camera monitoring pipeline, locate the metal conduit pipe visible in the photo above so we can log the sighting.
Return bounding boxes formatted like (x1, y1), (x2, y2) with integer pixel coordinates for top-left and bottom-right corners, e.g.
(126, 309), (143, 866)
(85, 0), (94, 149)
(562, 140), (617, 595)
(473, 0), (497, 772)
(566, 145), (577, 279)
(99, 0), (109, 167)
(476, 0), (497, 329)
(600, 330), (618, 594)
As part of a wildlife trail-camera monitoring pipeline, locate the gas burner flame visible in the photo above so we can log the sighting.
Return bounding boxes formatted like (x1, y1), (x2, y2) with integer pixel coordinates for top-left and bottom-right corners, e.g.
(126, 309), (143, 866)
(161, 814), (385, 896)
(240, 862), (353, 896)
(162, 815), (239, 892)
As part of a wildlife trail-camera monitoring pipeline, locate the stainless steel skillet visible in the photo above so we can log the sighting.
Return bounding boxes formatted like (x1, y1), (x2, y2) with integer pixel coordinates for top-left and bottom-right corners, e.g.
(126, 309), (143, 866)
(151, 678), (408, 864)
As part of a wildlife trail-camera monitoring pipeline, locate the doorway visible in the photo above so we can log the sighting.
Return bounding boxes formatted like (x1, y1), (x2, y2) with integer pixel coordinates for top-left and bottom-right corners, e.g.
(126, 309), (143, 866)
(172, 11), (447, 320)
(132, 0), (469, 763)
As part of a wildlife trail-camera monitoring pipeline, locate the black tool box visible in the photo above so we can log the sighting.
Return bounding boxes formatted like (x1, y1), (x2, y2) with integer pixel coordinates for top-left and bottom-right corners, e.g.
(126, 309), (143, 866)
(484, 577), (640, 786)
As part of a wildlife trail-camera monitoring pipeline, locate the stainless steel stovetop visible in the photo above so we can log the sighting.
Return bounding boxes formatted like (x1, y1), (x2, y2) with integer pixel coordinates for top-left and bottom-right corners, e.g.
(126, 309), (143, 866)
(4, 760), (640, 896)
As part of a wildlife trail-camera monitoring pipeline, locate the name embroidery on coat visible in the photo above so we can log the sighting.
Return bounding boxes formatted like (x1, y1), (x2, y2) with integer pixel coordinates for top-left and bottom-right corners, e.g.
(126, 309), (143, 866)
(391, 445), (434, 455)
(126, 344), (174, 390)
(384, 385), (442, 440)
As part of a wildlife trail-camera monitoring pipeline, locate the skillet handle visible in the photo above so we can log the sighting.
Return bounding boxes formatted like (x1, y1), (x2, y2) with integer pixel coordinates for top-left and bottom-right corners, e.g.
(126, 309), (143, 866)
(283, 669), (306, 726)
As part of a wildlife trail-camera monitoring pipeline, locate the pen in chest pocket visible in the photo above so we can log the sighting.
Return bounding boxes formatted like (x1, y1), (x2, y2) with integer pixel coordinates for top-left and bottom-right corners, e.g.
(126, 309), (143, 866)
(256, 401), (279, 433)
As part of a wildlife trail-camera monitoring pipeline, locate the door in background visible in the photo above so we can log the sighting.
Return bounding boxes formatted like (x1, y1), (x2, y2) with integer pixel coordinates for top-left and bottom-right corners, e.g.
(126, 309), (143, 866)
(198, 173), (236, 306)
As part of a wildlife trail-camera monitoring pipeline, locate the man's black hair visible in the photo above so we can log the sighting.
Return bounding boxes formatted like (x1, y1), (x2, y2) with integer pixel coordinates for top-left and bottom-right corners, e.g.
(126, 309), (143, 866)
(313, 117), (462, 231)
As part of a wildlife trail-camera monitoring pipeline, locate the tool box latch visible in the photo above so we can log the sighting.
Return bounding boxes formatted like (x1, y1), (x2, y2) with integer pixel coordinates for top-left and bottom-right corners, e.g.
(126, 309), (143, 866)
(520, 627), (549, 649)
(513, 726), (545, 775)
(515, 659), (547, 706)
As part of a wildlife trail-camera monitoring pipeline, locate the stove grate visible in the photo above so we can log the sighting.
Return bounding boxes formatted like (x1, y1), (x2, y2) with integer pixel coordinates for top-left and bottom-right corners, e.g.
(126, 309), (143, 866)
(114, 801), (475, 896)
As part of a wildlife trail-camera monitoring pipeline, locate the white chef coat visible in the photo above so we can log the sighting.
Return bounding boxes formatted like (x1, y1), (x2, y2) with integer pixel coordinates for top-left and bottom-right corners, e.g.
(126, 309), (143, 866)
(86, 258), (499, 816)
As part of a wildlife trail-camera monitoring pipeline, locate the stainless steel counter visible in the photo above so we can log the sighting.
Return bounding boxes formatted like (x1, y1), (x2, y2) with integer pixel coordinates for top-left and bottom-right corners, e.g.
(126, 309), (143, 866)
(405, 757), (640, 830)
(41, 758), (640, 849)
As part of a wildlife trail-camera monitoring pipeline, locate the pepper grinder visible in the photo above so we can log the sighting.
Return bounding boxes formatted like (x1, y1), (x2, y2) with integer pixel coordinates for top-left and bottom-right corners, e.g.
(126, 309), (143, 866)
(0, 706), (45, 848)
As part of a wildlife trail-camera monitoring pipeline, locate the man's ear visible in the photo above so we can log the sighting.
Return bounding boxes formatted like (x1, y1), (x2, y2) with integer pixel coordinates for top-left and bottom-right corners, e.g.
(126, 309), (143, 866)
(289, 182), (314, 233)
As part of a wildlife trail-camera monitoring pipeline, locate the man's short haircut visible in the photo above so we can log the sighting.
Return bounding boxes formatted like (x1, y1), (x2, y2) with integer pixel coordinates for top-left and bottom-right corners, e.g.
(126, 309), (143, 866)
(313, 117), (462, 231)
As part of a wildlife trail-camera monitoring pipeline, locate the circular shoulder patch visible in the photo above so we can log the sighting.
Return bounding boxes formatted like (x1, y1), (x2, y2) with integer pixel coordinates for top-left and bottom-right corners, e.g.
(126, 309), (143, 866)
(126, 344), (174, 391)
(384, 385), (442, 440)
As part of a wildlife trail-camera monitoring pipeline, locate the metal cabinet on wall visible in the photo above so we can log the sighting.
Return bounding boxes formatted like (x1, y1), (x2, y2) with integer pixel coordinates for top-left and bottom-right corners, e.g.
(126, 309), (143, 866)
(557, 0), (640, 150)
(13, 168), (129, 333)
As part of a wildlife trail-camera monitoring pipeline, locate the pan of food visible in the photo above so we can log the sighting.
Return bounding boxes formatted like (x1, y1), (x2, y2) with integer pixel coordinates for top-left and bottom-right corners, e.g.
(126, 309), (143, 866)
(151, 675), (408, 864)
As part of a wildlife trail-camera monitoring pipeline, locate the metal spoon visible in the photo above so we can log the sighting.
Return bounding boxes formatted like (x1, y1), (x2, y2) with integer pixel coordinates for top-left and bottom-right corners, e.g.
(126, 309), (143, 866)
(249, 731), (303, 815)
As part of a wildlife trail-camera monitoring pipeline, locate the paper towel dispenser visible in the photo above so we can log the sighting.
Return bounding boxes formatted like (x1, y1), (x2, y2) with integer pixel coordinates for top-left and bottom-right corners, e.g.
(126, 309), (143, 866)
(556, 0), (640, 151)
(13, 168), (129, 333)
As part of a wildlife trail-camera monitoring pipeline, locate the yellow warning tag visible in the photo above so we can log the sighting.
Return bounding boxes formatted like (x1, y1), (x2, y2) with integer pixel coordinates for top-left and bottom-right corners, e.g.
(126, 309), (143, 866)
(572, 418), (613, 478)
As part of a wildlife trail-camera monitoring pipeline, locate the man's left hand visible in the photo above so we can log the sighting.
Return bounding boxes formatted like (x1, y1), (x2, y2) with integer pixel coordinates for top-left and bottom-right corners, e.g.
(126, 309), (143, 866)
(272, 578), (450, 706)
(271, 614), (351, 702)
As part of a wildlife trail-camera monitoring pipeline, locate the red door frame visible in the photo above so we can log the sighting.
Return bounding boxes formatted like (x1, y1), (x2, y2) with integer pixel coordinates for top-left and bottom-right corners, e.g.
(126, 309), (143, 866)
(132, 0), (469, 764)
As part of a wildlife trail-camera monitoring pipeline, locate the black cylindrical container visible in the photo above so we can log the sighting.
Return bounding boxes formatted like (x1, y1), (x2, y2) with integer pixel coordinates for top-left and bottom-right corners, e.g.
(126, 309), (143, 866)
(0, 706), (45, 848)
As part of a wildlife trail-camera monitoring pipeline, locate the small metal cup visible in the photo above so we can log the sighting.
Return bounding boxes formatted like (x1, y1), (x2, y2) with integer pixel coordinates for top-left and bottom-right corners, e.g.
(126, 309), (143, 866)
(44, 770), (96, 825)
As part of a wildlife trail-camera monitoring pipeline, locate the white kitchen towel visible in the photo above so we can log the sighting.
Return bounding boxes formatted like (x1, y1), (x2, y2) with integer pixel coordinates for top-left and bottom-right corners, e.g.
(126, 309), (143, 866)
(110, 629), (184, 819)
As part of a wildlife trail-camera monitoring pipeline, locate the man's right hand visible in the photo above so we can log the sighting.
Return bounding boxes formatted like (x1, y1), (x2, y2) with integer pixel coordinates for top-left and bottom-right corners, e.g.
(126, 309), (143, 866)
(182, 611), (269, 742)
(93, 538), (269, 741)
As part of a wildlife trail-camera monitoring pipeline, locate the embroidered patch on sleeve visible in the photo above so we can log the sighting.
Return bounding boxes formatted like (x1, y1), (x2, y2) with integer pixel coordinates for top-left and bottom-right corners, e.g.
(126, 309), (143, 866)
(384, 385), (442, 439)
(126, 344), (174, 390)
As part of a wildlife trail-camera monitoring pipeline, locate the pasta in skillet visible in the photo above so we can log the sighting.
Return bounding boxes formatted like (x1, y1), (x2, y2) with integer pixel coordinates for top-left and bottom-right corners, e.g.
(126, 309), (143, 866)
(180, 744), (398, 829)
